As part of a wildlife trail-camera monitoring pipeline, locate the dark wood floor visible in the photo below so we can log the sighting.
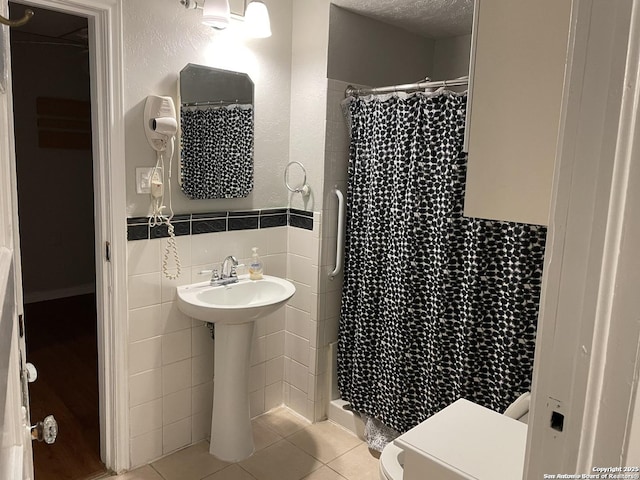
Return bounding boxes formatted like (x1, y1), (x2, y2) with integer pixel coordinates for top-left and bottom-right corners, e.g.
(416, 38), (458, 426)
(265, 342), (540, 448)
(25, 294), (107, 480)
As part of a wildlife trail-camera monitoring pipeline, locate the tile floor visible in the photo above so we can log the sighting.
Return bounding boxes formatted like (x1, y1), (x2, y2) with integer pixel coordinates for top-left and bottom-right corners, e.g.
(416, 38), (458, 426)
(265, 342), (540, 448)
(105, 407), (380, 480)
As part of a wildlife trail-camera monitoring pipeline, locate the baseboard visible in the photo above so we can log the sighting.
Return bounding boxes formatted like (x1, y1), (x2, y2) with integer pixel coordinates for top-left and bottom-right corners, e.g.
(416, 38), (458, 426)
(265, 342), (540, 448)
(23, 283), (96, 304)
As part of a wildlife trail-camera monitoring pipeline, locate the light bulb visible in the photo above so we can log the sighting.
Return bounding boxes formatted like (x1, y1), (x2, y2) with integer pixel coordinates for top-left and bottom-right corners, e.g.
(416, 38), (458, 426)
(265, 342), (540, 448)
(245, 1), (271, 38)
(202, 0), (230, 30)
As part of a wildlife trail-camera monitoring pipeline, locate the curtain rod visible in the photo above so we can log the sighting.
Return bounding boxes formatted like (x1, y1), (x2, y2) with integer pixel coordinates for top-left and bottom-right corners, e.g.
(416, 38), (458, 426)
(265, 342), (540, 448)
(180, 100), (251, 107)
(345, 76), (469, 97)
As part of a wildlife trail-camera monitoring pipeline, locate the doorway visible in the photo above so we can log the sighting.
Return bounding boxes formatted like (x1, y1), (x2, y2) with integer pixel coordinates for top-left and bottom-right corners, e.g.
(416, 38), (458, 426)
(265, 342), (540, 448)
(9, 2), (106, 478)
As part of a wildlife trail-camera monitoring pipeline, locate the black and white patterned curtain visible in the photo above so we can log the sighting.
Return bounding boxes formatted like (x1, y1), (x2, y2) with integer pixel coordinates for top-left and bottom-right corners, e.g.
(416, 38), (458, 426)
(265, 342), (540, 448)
(337, 92), (547, 434)
(180, 105), (254, 199)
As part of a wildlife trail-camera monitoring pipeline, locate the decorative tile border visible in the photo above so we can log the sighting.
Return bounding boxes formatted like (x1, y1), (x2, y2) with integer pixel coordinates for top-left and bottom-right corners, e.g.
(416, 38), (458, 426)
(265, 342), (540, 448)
(127, 208), (312, 241)
(288, 208), (314, 230)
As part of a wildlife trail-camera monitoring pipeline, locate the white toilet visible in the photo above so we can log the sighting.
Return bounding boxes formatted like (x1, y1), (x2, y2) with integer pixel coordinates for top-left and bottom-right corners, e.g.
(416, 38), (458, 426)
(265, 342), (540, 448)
(378, 393), (531, 480)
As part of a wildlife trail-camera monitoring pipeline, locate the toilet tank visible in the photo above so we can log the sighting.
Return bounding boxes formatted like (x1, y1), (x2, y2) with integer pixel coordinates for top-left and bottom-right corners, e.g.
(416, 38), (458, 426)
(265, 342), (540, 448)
(395, 399), (527, 480)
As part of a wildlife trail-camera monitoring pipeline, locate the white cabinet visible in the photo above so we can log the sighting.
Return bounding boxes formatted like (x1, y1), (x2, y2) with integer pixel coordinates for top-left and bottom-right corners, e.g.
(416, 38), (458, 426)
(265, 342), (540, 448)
(464, 0), (572, 226)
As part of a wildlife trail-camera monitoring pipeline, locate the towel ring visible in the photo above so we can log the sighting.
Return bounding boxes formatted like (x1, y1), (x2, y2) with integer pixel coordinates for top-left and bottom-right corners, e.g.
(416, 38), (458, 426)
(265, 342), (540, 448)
(284, 161), (310, 196)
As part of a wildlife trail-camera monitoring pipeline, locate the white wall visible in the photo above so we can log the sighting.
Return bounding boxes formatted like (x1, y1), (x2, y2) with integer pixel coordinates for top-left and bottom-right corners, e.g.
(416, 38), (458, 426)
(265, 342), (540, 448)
(432, 34), (472, 81)
(287, 0), (331, 213)
(283, 222), (322, 420)
(123, 0), (293, 218)
(327, 5), (435, 88)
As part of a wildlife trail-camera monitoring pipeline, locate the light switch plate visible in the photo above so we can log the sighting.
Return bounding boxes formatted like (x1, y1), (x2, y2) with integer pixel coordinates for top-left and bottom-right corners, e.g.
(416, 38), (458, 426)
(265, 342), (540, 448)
(136, 167), (160, 194)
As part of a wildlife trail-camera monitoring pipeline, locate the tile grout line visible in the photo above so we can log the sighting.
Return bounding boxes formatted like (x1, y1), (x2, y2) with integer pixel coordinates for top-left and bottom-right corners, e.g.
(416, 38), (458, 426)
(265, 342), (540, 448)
(235, 463), (260, 480)
(149, 462), (167, 479)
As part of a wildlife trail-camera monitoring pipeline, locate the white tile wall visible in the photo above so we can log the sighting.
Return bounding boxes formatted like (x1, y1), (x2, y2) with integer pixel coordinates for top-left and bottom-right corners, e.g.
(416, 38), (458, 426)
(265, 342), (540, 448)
(285, 332), (310, 367)
(130, 429), (162, 468)
(162, 417), (191, 453)
(128, 273), (162, 309)
(161, 329), (191, 365)
(126, 226), (290, 468)
(191, 381), (213, 414)
(265, 357), (284, 385)
(286, 306), (311, 340)
(285, 223), (323, 421)
(129, 305), (163, 342)
(265, 381), (283, 410)
(302, 79), (353, 422)
(191, 409), (212, 443)
(129, 337), (162, 375)
(130, 399), (162, 438)
(162, 359), (191, 395)
(265, 331), (285, 361)
(129, 369), (163, 407)
(163, 388), (192, 426)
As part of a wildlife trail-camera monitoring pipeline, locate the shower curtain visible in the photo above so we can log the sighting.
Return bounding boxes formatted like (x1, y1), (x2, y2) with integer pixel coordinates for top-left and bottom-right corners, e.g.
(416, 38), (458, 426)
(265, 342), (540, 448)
(337, 91), (547, 437)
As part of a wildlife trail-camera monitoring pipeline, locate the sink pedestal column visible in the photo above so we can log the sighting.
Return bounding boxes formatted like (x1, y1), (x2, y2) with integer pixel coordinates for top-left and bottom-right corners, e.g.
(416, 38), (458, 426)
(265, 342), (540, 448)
(210, 321), (256, 461)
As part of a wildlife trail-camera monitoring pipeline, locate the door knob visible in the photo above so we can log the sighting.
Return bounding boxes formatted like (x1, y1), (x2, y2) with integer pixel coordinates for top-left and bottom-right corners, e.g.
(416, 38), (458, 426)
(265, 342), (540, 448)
(31, 415), (58, 444)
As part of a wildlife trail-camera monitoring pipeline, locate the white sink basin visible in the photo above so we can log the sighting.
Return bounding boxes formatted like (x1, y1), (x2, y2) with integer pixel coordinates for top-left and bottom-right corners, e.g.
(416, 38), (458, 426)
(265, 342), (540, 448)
(176, 275), (295, 324)
(175, 274), (296, 462)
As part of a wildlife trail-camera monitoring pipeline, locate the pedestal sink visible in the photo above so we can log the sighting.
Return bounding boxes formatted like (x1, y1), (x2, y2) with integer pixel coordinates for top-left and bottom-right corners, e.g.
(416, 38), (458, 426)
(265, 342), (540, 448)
(176, 275), (295, 462)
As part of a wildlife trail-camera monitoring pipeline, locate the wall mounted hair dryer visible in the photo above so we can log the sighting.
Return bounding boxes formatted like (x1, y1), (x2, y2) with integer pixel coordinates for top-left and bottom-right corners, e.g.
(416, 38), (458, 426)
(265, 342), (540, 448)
(144, 95), (178, 151)
(144, 95), (181, 280)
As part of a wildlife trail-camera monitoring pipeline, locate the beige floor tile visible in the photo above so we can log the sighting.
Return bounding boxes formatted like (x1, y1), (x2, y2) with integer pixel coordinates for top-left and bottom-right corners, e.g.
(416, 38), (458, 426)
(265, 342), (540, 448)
(254, 406), (310, 437)
(239, 439), (323, 480)
(301, 466), (348, 480)
(106, 465), (164, 480)
(252, 418), (283, 451)
(151, 441), (230, 480)
(327, 444), (380, 480)
(203, 464), (257, 480)
(287, 421), (362, 463)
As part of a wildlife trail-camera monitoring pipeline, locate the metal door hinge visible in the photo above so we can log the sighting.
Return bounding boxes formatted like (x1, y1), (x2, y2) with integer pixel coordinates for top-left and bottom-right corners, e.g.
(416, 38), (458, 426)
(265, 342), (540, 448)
(25, 363), (37, 383)
(105, 241), (111, 262)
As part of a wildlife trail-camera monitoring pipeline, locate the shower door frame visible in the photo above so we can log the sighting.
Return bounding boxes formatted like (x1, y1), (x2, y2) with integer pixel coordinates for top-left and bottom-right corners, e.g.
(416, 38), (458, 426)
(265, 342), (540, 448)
(1, 0), (128, 473)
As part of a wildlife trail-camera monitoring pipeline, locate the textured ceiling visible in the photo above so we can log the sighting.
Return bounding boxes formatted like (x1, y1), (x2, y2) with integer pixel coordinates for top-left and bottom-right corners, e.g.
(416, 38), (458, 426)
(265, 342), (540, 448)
(331, 0), (474, 39)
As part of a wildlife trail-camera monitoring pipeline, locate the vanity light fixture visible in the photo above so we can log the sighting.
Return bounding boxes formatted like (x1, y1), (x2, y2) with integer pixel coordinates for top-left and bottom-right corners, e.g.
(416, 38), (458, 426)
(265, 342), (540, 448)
(179, 0), (271, 38)
(202, 0), (230, 29)
(179, 0), (230, 29)
(244, 1), (271, 38)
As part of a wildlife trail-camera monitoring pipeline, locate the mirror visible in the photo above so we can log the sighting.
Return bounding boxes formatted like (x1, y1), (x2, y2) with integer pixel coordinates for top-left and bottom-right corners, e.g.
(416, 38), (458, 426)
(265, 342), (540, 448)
(179, 63), (254, 199)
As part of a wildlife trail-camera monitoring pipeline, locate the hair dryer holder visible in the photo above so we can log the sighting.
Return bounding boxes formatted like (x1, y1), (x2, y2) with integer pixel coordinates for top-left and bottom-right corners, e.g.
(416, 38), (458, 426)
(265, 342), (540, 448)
(144, 95), (177, 152)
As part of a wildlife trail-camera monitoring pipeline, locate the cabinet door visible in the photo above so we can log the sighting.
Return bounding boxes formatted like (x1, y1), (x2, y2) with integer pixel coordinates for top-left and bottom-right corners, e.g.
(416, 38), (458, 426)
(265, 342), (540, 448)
(464, 0), (572, 226)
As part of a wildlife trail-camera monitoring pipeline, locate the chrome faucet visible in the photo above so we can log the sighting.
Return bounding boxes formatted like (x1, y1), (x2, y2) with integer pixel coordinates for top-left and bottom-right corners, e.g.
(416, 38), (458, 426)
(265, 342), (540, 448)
(199, 255), (240, 286)
(218, 255), (239, 285)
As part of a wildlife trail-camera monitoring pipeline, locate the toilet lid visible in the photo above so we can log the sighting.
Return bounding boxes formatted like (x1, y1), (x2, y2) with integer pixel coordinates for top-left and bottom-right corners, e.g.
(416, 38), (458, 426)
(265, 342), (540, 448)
(380, 442), (404, 480)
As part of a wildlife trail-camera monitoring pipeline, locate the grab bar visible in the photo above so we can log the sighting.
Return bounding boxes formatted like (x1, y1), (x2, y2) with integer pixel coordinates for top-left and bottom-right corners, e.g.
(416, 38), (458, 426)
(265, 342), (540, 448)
(329, 188), (345, 280)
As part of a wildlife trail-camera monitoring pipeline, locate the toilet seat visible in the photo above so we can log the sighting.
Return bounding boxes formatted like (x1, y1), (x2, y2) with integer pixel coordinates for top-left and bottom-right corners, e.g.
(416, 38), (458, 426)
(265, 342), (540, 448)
(379, 441), (404, 480)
